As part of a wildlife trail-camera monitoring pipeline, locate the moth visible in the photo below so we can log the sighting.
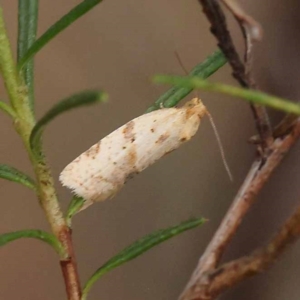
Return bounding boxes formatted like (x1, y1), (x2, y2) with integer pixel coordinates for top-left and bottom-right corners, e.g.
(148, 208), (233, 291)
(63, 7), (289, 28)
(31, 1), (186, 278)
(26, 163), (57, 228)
(60, 98), (231, 211)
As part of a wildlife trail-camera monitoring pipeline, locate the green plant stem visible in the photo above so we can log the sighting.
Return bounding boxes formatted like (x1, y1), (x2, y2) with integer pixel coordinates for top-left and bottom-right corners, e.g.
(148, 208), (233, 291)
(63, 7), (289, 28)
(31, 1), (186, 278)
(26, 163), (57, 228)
(0, 7), (34, 140)
(32, 158), (82, 300)
(0, 9), (81, 300)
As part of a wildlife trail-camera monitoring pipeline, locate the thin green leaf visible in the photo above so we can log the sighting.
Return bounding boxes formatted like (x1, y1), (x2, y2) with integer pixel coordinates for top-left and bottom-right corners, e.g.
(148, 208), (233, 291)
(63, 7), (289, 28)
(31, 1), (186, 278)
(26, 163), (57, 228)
(29, 90), (108, 153)
(154, 76), (300, 115)
(18, 0), (103, 69)
(82, 217), (206, 300)
(146, 49), (227, 112)
(0, 164), (36, 190)
(0, 101), (16, 118)
(17, 0), (39, 61)
(18, 0), (39, 111)
(0, 229), (65, 256)
(0, 8), (21, 110)
(66, 196), (85, 227)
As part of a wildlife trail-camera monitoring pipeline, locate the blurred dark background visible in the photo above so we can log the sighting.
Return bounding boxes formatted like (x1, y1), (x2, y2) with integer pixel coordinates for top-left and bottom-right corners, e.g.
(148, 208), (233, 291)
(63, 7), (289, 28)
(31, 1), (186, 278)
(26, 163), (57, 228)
(1, 0), (300, 299)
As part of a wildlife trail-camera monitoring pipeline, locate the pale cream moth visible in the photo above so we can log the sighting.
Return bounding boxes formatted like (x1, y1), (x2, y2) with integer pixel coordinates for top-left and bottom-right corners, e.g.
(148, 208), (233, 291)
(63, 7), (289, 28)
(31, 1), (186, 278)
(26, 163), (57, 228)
(59, 98), (210, 211)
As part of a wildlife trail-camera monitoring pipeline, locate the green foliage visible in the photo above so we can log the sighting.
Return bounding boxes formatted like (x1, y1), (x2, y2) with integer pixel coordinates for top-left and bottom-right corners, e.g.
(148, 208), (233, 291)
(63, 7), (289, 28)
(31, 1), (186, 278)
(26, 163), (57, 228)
(146, 49), (227, 112)
(17, 0), (39, 111)
(18, 0), (103, 69)
(82, 217), (206, 299)
(29, 90), (108, 154)
(0, 164), (36, 190)
(154, 75), (300, 115)
(0, 229), (64, 256)
(66, 196), (85, 227)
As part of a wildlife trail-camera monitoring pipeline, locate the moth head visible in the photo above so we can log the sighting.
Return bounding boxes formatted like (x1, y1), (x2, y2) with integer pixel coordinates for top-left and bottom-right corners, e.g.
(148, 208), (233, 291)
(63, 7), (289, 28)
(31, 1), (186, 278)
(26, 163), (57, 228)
(179, 98), (205, 142)
(184, 97), (207, 119)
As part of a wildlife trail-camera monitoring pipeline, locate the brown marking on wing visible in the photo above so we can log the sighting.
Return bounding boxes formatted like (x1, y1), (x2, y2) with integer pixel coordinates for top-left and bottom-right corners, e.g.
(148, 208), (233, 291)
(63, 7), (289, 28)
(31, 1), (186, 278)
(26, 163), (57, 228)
(123, 144), (138, 182)
(95, 141), (101, 152)
(84, 141), (101, 158)
(124, 170), (140, 183)
(74, 156), (82, 163)
(78, 182), (89, 191)
(155, 133), (170, 144)
(94, 174), (105, 181)
(128, 145), (137, 166)
(185, 107), (198, 120)
(123, 120), (136, 140)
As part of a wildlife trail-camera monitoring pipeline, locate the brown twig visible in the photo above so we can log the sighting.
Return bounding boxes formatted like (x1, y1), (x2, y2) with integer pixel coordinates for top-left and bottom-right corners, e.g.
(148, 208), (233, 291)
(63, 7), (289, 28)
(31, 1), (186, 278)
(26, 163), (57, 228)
(199, 0), (247, 86)
(198, 0), (272, 151)
(178, 2), (279, 298)
(220, 0), (263, 77)
(59, 228), (81, 300)
(193, 200), (300, 299)
(220, 0), (262, 42)
(179, 119), (300, 300)
(274, 113), (299, 138)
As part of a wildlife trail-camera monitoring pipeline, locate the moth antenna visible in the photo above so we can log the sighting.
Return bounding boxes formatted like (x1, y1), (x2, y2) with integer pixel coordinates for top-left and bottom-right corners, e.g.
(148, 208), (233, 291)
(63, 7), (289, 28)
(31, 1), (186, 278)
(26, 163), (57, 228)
(174, 51), (230, 179)
(205, 110), (233, 181)
(174, 50), (189, 75)
(174, 50), (199, 98)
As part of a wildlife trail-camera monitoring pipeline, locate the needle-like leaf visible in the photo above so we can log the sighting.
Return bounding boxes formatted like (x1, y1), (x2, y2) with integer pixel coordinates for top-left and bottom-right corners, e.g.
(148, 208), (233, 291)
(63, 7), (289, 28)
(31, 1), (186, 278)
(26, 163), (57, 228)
(0, 164), (36, 190)
(0, 229), (64, 256)
(82, 217), (206, 300)
(18, 0), (103, 69)
(146, 49), (226, 112)
(29, 90), (108, 154)
(17, 0), (39, 111)
(65, 196), (85, 227)
(154, 75), (300, 115)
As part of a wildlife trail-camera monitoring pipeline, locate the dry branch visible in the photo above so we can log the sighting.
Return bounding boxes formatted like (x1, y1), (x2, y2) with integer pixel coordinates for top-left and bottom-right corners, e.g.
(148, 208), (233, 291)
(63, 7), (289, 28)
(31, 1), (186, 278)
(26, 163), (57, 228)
(198, 0), (272, 150)
(196, 195), (300, 299)
(220, 0), (262, 76)
(208, 198), (300, 296)
(180, 119), (300, 300)
(179, 2), (300, 299)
